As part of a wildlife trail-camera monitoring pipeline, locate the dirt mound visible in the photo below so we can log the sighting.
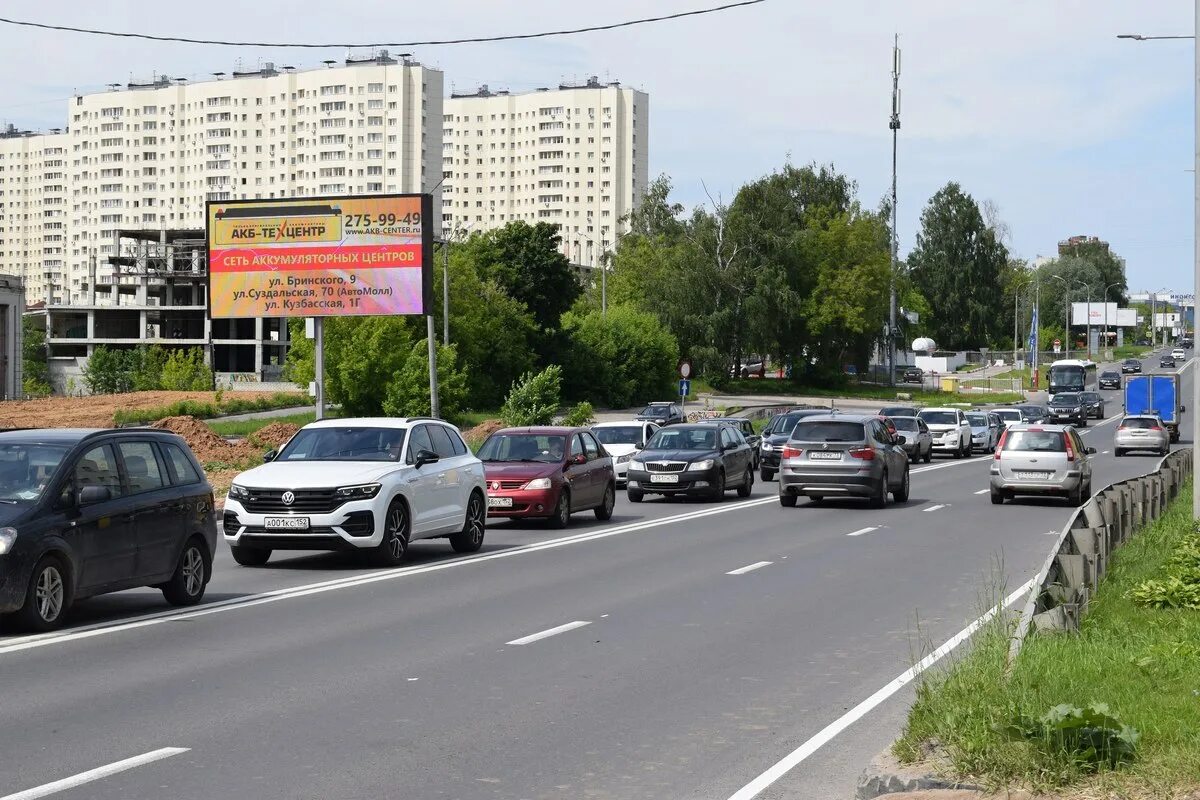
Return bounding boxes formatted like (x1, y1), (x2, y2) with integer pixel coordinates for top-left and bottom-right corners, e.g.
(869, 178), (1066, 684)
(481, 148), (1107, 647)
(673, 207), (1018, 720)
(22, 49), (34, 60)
(464, 418), (505, 444)
(0, 390), (301, 429)
(249, 422), (301, 449)
(150, 416), (261, 464)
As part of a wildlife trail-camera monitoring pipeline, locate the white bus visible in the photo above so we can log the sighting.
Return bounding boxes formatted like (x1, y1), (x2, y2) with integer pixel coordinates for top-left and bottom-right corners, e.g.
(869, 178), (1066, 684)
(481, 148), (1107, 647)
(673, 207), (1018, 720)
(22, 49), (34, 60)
(1047, 359), (1097, 399)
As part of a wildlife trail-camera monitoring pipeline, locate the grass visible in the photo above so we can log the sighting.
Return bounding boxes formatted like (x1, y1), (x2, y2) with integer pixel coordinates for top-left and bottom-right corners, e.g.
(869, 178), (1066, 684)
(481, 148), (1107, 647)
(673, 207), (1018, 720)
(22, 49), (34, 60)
(699, 377), (1023, 406)
(1114, 345), (1153, 360)
(114, 392), (309, 425)
(206, 411), (316, 437)
(895, 481), (1200, 797)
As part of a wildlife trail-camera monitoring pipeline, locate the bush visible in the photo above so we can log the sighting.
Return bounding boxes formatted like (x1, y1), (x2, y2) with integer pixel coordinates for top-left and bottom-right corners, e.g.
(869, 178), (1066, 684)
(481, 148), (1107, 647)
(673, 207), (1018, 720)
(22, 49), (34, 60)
(21, 316), (51, 397)
(501, 366), (562, 427)
(130, 345), (169, 391)
(112, 392), (307, 425)
(82, 345), (134, 394)
(560, 305), (679, 408)
(383, 339), (469, 422)
(160, 348), (214, 391)
(561, 401), (595, 427)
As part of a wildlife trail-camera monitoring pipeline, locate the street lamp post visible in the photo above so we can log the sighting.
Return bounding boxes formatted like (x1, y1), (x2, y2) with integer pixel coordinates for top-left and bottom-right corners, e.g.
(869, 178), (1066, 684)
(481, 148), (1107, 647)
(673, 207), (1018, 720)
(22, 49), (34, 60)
(1049, 274), (1072, 359)
(1101, 280), (1123, 353)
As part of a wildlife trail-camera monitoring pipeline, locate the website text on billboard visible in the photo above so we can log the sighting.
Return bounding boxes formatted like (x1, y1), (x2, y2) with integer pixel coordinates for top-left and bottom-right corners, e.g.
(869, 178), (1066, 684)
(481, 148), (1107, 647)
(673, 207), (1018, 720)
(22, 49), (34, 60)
(206, 194), (433, 319)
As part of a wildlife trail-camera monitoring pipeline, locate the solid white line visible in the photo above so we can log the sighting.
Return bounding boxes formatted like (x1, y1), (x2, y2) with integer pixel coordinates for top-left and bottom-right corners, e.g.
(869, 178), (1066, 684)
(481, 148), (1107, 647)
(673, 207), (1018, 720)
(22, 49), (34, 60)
(506, 620), (591, 646)
(725, 579), (1035, 800)
(0, 747), (189, 800)
(974, 489), (989, 495)
(726, 561), (773, 575)
(923, 504), (947, 512)
(845, 526), (879, 537)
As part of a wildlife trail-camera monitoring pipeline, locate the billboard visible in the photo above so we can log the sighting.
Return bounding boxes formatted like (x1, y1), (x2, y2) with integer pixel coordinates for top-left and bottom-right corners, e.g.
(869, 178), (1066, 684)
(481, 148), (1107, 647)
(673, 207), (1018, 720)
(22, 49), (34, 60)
(206, 194), (433, 319)
(1071, 302), (1135, 327)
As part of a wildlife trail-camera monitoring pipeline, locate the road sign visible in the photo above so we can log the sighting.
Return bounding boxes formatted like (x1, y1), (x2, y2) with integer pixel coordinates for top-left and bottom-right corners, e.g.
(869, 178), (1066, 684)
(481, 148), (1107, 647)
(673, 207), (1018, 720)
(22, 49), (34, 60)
(679, 379), (691, 397)
(1053, 339), (1062, 354)
(679, 360), (692, 379)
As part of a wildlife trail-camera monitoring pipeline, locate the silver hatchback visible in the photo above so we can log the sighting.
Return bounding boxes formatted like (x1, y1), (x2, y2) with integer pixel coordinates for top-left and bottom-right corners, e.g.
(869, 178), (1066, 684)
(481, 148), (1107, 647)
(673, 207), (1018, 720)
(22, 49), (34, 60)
(990, 424), (1094, 505)
(778, 415), (911, 508)
(1114, 415), (1170, 457)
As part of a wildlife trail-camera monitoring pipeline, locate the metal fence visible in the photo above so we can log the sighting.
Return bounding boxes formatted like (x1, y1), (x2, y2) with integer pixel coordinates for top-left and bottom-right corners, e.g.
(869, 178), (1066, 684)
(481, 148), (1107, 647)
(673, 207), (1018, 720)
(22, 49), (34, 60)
(1005, 448), (1193, 674)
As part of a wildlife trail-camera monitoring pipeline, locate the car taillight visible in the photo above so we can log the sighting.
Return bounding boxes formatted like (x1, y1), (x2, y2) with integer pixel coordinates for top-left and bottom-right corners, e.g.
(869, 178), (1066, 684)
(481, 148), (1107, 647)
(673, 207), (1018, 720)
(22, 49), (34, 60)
(1150, 426), (1164, 432)
(1064, 433), (1075, 462)
(994, 430), (1007, 459)
(848, 447), (875, 460)
(782, 445), (803, 459)
(1117, 427), (1127, 432)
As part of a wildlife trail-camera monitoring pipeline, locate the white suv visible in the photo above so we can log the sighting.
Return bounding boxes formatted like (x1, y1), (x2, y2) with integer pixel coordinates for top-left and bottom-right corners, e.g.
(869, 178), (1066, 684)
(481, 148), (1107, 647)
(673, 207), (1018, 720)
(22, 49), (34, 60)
(223, 417), (486, 567)
(917, 407), (973, 458)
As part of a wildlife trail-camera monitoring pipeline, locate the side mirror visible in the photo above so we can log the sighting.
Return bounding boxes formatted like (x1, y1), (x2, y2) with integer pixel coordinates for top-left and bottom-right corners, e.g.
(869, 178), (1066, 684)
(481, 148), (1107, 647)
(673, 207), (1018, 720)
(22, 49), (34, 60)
(1086, 447), (1097, 455)
(634, 442), (643, 450)
(414, 448), (440, 469)
(1182, 405), (1187, 413)
(895, 435), (907, 445)
(571, 453), (587, 466)
(77, 485), (111, 506)
(263, 449), (277, 463)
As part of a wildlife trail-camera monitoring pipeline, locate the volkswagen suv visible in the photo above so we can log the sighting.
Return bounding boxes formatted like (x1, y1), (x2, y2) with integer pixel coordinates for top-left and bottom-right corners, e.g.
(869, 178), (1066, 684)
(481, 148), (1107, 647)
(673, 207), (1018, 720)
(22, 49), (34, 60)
(223, 418), (487, 567)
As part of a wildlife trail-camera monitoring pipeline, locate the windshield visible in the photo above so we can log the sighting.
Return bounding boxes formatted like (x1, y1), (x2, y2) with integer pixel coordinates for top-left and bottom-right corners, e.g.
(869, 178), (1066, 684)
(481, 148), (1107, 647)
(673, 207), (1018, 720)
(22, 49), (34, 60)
(276, 426), (406, 462)
(593, 426), (643, 446)
(769, 413), (810, 437)
(891, 418), (919, 432)
(1080, 392), (1100, 403)
(1051, 393), (1080, 406)
(918, 411), (959, 426)
(1049, 365), (1086, 392)
(790, 421), (865, 442)
(966, 414), (988, 426)
(477, 433), (566, 463)
(639, 405), (672, 418)
(1101, 372), (1119, 379)
(0, 443), (70, 503)
(1003, 431), (1066, 452)
(879, 407), (917, 417)
(646, 427), (718, 451)
(995, 410), (1022, 422)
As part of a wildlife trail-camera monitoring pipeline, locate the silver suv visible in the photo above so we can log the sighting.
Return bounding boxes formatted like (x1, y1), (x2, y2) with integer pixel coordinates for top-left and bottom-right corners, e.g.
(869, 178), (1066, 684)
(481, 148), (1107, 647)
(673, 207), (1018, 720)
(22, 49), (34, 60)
(778, 415), (910, 508)
(989, 423), (1095, 506)
(1114, 415), (1170, 457)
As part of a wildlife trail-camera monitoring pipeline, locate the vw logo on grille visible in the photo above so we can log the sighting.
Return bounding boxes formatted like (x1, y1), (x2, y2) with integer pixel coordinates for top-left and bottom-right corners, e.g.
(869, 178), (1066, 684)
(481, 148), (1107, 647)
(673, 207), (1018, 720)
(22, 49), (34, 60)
(281, 491), (295, 506)
(491, 481), (500, 491)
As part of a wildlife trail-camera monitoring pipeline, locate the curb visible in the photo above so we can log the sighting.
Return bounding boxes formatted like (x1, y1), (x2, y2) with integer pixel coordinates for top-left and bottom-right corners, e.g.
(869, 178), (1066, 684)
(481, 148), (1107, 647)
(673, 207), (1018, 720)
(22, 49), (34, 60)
(856, 749), (984, 799)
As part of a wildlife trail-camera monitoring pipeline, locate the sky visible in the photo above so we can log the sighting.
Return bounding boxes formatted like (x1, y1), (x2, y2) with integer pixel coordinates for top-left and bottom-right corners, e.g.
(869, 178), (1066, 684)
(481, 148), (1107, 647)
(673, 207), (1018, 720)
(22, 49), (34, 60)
(0, 1), (1193, 292)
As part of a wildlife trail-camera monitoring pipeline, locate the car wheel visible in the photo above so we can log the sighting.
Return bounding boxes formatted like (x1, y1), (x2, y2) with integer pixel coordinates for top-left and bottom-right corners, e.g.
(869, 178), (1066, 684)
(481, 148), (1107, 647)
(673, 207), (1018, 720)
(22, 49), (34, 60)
(449, 491), (486, 553)
(708, 470), (726, 501)
(594, 483), (616, 520)
(1079, 418), (1087, 428)
(162, 537), (210, 606)
(760, 467), (775, 482)
(14, 555), (71, 632)
(953, 442), (963, 459)
(371, 499), (410, 566)
(549, 490), (571, 528)
(870, 471), (889, 509)
(779, 491), (797, 508)
(990, 488), (1004, 505)
(1161, 445), (1170, 457)
(1068, 483), (1084, 507)
(923, 446), (932, 464)
(737, 467), (754, 498)
(1114, 448), (1124, 458)
(230, 544), (271, 567)
(892, 466), (910, 503)
(627, 488), (644, 503)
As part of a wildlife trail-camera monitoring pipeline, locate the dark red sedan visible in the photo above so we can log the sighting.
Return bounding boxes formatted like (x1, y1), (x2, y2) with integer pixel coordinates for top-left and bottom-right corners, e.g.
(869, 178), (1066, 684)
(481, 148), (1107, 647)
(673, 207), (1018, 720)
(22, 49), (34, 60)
(477, 426), (616, 528)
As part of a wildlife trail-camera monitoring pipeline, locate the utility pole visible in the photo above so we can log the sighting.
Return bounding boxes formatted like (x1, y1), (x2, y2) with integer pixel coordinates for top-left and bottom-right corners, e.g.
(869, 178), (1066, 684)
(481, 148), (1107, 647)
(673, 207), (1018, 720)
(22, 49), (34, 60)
(1193, 0), (1199, 518)
(314, 317), (325, 420)
(427, 314), (440, 418)
(888, 34), (901, 386)
(442, 237), (450, 345)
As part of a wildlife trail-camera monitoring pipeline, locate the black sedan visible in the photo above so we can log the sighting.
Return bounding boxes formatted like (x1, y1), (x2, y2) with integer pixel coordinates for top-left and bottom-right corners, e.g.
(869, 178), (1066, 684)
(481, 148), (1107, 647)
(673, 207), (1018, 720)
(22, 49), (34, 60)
(1160, 355), (1176, 369)
(1079, 390), (1105, 419)
(627, 424), (755, 502)
(696, 417), (761, 469)
(1098, 370), (1121, 390)
(1046, 393), (1088, 426)
(758, 409), (830, 481)
(1121, 358), (1142, 374)
(902, 367), (924, 384)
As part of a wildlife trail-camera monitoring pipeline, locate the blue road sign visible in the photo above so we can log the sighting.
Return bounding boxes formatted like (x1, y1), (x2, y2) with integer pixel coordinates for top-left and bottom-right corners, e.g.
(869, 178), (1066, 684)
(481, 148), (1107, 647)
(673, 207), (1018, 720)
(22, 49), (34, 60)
(679, 378), (691, 397)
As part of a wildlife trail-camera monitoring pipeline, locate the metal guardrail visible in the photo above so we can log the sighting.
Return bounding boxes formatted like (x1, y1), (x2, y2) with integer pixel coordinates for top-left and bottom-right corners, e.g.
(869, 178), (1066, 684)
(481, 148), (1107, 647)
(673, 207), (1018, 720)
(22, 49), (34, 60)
(1005, 447), (1193, 674)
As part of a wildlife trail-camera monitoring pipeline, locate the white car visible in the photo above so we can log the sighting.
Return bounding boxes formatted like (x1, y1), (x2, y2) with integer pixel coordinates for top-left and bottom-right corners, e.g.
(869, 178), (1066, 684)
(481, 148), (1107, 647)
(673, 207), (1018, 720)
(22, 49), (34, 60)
(917, 407), (973, 458)
(590, 420), (660, 486)
(223, 417), (487, 567)
(1171, 348), (1186, 362)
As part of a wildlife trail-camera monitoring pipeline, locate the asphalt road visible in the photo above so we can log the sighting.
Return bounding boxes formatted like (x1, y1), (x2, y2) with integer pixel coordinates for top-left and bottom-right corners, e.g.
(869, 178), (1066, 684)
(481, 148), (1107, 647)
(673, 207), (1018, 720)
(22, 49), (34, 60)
(0, 351), (1191, 800)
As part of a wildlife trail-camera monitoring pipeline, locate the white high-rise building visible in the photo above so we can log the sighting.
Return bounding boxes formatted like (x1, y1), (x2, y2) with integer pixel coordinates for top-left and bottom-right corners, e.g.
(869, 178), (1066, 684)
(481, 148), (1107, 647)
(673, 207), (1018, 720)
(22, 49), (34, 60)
(0, 128), (69, 304)
(443, 77), (648, 264)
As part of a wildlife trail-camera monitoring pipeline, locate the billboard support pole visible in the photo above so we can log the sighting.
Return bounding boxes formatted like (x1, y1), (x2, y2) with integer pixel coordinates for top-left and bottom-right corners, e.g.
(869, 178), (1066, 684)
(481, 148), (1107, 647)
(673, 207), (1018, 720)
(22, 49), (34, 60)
(427, 314), (440, 418)
(314, 317), (325, 421)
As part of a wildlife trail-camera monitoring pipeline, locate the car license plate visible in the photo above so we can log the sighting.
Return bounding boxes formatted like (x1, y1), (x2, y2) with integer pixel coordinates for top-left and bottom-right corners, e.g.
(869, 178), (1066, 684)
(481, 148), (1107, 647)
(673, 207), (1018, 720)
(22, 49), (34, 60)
(650, 473), (680, 484)
(809, 451), (842, 460)
(487, 496), (513, 508)
(1016, 471), (1050, 480)
(264, 516), (310, 530)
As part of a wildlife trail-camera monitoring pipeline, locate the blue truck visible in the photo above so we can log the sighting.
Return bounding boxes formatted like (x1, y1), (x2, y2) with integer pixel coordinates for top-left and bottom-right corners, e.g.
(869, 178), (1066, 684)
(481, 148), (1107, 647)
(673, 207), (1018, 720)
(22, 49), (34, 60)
(1124, 374), (1185, 442)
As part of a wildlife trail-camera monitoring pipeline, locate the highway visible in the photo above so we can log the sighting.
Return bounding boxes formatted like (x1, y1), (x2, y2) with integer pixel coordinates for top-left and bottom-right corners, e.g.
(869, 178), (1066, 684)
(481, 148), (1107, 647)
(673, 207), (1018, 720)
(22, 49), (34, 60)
(0, 352), (1191, 800)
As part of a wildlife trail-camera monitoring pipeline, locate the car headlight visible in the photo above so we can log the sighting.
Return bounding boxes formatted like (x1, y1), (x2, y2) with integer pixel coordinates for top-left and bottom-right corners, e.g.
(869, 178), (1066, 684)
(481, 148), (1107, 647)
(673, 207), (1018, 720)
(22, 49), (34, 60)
(616, 454), (631, 464)
(761, 442), (773, 452)
(1073, 407), (1081, 413)
(524, 477), (553, 490)
(630, 459), (645, 471)
(228, 484), (249, 500)
(336, 483), (382, 499)
(688, 459), (715, 471)
(0, 527), (16, 556)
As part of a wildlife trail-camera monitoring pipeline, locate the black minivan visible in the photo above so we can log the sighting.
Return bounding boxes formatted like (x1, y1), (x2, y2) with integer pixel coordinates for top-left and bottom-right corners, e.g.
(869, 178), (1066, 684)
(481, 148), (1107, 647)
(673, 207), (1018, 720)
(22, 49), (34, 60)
(0, 428), (217, 631)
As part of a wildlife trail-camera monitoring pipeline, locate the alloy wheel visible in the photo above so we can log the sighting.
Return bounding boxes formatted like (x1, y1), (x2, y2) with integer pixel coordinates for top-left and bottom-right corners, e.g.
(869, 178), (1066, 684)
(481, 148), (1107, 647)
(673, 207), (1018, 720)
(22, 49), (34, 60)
(182, 547), (205, 597)
(35, 565), (64, 623)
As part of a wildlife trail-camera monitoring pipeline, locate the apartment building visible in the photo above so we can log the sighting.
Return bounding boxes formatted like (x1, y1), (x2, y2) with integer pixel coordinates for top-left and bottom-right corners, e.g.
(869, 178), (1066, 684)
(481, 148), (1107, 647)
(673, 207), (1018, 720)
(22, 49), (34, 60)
(443, 77), (648, 265)
(0, 127), (69, 304)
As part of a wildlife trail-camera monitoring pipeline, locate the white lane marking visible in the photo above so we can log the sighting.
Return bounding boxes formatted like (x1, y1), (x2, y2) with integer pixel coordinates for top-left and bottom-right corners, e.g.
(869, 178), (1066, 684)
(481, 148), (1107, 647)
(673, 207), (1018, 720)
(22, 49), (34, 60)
(845, 526), (879, 537)
(506, 620), (591, 646)
(726, 561), (773, 575)
(924, 504), (947, 512)
(1043, 530), (1059, 536)
(0, 747), (189, 800)
(0, 447), (997, 659)
(1102, 450), (1110, 455)
(974, 489), (989, 495)
(725, 579), (1035, 800)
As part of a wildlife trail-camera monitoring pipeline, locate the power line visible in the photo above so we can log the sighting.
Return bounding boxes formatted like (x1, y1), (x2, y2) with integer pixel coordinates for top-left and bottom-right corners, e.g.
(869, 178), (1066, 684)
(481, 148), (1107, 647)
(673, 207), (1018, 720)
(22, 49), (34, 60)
(0, 1), (767, 49)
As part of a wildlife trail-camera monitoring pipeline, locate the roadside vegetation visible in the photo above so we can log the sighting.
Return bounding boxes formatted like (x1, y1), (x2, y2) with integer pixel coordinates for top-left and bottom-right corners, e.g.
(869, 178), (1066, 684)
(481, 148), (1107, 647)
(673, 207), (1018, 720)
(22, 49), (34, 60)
(114, 391), (308, 425)
(206, 411), (318, 438)
(696, 377), (1022, 406)
(895, 482), (1200, 797)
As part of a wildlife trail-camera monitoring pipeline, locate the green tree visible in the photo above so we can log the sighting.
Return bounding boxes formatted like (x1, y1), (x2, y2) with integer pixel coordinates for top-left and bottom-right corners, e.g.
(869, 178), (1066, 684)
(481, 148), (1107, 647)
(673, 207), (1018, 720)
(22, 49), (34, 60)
(130, 345), (169, 391)
(160, 348), (214, 391)
(501, 366), (562, 427)
(383, 339), (468, 422)
(282, 318), (314, 387)
(324, 317), (419, 416)
(908, 182), (1010, 350)
(82, 346), (135, 394)
(560, 305), (679, 408)
(21, 315), (50, 397)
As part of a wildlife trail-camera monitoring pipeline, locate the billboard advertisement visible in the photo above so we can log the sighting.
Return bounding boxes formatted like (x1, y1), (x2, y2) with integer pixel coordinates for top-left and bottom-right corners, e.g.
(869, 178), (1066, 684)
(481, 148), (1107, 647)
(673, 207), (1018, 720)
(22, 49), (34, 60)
(1071, 302), (1135, 327)
(206, 194), (433, 319)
